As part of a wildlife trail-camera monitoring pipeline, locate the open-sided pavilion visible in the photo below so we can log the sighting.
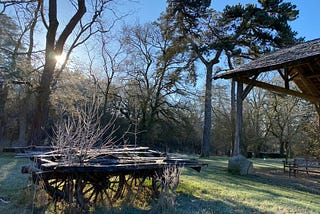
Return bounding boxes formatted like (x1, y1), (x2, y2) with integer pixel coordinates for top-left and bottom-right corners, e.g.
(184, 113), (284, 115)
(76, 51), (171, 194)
(215, 38), (320, 158)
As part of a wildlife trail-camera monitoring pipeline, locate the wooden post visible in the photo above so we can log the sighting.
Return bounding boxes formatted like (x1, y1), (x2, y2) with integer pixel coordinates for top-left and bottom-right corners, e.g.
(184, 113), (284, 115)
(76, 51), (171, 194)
(230, 78), (236, 156)
(234, 81), (243, 156)
(228, 81), (253, 175)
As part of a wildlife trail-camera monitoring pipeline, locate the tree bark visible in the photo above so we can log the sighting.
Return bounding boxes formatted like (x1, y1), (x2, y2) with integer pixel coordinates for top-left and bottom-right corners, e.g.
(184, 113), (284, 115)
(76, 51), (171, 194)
(0, 83), (8, 144)
(280, 140), (285, 157)
(31, 0), (58, 145)
(201, 63), (213, 157)
(30, 0), (86, 145)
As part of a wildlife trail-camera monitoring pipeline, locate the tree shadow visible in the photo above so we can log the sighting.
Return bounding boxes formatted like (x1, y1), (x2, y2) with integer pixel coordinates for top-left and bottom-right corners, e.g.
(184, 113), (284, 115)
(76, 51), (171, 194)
(178, 158), (320, 213)
(194, 158), (320, 195)
(175, 193), (264, 214)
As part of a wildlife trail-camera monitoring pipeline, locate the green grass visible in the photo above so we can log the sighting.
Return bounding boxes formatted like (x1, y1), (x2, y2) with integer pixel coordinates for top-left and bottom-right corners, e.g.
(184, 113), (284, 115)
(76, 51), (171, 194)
(175, 157), (320, 214)
(0, 153), (33, 214)
(0, 153), (319, 213)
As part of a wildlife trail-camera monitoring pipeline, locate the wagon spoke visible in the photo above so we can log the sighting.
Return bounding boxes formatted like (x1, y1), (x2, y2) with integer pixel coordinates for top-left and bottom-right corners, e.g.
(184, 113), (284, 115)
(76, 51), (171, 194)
(106, 175), (125, 201)
(83, 186), (94, 195)
(43, 177), (75, 201)
(87, 189), (96, 202)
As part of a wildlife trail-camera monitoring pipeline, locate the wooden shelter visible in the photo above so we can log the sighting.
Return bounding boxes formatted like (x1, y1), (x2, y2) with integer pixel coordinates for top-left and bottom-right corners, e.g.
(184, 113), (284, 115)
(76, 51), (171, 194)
(215, 38), (320, 106)
(215, 38), (320, 158)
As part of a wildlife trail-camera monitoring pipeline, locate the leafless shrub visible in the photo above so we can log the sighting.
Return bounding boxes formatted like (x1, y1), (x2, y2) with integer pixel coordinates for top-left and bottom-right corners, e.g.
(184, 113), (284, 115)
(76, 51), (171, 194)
(52, 99), (121, 164)
(152, 166), (180, 214)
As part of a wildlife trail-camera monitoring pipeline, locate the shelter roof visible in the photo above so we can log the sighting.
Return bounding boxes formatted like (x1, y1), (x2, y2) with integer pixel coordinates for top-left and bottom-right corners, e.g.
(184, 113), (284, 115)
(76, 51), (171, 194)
(215, 38), (320, 104)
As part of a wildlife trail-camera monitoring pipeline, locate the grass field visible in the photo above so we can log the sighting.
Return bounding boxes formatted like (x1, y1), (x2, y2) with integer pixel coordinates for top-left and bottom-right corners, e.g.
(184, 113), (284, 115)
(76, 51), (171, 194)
(0, 153), (319, 213)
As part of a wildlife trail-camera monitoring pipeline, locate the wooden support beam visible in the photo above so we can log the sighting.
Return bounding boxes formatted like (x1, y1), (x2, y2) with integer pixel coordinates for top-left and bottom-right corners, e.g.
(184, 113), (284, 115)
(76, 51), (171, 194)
(241, 74), (259, 100)
(305, 73), (320, 78)
(277, 68), (290, 89)
(235, 77), (320, 103)
(278, 68), (285, 80)
(234, 82), (243, 156)
(284, 67), (289, 90)
(289, 72), (299, 81)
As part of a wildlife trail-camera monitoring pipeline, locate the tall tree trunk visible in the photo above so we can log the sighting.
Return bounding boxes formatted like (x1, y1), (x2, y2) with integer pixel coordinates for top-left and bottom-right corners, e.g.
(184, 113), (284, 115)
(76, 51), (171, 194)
(18, 110), (27, 146)
(201, 63), (213, 157)
(31, 59), (57, 145)
(30, 0), (59, 145)
(0, 83), (8, 144)
(234, 82), (243, 156)
(280, 140), (285, 157)
(30, 0), (86, 145)
(18, 92), (31, 146)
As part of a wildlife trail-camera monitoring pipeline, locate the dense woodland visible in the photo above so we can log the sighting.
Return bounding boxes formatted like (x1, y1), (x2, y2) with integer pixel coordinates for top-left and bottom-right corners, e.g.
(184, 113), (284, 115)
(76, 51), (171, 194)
(0, 0), (319, 158)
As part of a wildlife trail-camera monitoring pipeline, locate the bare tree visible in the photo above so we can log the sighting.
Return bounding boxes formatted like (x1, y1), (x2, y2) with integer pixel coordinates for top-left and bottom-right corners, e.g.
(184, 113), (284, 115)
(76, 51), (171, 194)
(53, 99), (119, 164)
(87, 31), (126, 116)
(119, 23), (196, 146)
(30, 0), (118, 145)
(263, 90), (304, 157)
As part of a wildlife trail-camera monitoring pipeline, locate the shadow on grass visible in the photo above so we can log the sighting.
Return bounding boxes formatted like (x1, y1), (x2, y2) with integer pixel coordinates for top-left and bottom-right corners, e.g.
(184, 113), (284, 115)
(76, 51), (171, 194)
(177, 156), (320, 213)
(175, 193), (265, 214)
(195, 157), (320, 195)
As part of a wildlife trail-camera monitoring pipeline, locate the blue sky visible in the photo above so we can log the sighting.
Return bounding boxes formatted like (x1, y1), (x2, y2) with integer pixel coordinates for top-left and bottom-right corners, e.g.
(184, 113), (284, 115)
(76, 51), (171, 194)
(129, 0), (320, 41)
(124, 0), (320, 87)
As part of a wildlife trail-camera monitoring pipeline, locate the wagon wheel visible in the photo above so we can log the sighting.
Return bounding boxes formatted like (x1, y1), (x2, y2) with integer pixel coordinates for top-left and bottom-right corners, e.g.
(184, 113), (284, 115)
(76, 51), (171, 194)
(43, 176), (74, 202)
(125, 173), (148, 188)
(75, 174), (125, 209)
(152, 167), (179, 196)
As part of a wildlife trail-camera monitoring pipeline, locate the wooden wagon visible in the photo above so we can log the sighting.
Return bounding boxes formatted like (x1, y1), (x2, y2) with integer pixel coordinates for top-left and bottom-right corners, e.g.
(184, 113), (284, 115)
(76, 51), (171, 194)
(21, 146), (207, 209)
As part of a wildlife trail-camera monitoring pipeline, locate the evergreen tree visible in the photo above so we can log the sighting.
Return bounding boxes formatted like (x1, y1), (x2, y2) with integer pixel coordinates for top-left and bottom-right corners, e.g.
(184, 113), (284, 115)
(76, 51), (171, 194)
(162, 0), (300, 156)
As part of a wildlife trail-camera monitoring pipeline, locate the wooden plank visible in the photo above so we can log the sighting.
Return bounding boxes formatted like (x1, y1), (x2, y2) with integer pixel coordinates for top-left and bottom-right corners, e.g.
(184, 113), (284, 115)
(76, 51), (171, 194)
(236, 76), (320, 103)
(25, 146), (207, 176)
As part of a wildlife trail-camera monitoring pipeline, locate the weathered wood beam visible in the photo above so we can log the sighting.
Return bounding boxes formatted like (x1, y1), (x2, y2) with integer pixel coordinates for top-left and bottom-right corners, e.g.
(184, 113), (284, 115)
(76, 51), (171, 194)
(278, 68), (285, 80)
(305, 73), (320, 78)
(296, 77), (320, 96)
(307, 63), (315, 73)
(241, 73), (259, 100)
(235, 77), (320, 103)
(234, 81), (243, 156)
(277, 68), (290, 89)
(284, 67), (289, 90)
(289, 71), (299, 81)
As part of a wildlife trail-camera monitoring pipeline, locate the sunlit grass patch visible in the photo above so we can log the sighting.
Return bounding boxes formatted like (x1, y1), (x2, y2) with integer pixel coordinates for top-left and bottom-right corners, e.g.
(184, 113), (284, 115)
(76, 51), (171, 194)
(175, 156), (320, 213)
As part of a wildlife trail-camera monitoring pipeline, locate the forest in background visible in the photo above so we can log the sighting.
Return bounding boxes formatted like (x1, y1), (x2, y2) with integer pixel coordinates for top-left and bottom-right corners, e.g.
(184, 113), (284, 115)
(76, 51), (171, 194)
(0, 0), (319, 158)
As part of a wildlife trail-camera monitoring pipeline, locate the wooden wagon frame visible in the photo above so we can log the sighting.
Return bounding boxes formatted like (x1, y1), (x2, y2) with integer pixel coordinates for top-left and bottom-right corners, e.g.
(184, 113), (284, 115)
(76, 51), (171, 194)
(21, 146), (207, 209)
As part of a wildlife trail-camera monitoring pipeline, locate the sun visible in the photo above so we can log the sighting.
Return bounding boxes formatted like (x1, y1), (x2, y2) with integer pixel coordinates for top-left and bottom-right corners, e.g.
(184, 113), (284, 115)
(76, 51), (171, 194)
(55, 54), (66, 65)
